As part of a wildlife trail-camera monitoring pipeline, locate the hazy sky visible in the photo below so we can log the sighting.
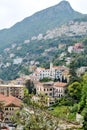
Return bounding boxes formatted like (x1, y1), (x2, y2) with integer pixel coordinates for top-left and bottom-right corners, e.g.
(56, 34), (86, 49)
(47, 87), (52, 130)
(0, 0), (87, 30)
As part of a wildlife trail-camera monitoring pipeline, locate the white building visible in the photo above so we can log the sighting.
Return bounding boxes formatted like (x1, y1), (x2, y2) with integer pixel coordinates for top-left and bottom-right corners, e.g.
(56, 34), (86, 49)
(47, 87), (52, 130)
(13, 57), (23, 64)
(68, 46), (73, 53)
(31, 63), (67, 82)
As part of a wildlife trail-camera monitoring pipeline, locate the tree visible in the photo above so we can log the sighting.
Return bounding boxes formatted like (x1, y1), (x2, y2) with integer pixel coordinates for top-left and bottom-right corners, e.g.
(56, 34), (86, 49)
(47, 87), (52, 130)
(40, 77), (52, 82)
(83, 37), (87, 46)
(83, 112), (87, 130)
(78, 73), (87, 113)
(67, 82), (82, 103)
(69, 60), (78, 83)
(25, 80), (36, 94)
(82, 72), (87, 83)
(12, 107), (59, 130)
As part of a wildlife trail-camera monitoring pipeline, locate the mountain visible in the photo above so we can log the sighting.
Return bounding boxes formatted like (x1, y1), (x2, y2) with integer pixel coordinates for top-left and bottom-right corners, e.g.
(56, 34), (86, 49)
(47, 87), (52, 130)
(0, 0), (83, 51)
(0, 18), (87, 80)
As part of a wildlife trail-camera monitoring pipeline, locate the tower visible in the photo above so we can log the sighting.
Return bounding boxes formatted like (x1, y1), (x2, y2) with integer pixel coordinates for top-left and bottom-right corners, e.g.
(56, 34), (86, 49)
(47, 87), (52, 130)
(50, 62), (53, 70)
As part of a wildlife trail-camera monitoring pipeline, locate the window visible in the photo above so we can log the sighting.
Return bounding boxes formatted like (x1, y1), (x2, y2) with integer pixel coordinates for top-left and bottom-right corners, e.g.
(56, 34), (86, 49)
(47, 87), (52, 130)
(6, 112), (8, 115)
(49, 93), (52, 96)
(5, 108), (8, 110)
(5, 118), (8, 121)
(50, 88), (52, 91)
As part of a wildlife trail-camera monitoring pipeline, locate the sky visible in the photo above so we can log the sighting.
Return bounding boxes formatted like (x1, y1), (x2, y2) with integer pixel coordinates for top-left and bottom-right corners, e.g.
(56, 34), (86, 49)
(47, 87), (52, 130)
(0, 0), (87, 30)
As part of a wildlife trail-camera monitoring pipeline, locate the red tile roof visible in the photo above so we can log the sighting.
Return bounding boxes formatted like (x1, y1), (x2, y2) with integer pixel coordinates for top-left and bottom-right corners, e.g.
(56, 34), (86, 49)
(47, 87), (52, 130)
(52, 66), (65, 70)
(0, 94), (22, 107)
(1, 126), (9, 130)
(54, 82), (67, 87)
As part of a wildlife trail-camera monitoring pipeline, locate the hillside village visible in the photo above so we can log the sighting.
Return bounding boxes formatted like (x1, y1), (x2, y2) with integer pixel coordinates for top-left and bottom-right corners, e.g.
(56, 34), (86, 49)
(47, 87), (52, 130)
(0, 1), (87, 129)
(0, 22), (87, 128)
(0, 43), (87, 129)
(0, 20), (87, 80)
(0, 24), (87, 129)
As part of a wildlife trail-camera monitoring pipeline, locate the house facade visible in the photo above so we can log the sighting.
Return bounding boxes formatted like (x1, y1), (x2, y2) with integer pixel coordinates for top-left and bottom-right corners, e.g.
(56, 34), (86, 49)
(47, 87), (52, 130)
(31, 63), (68, 82)
(53, 82), (67, 98)
(35, 82), (54, 97)
(0, 94), (22, 122)
(35, 81), (67, 98)
(68, 43), (84, 53)
(0, 84), (24, 99)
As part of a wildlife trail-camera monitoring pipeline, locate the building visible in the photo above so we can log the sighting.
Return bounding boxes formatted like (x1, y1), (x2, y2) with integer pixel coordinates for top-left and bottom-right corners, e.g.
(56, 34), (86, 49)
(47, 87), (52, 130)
(31, 63), (68, 82)
(0, 84), (24, 99)
(73, 43), (84, 53)
(35, 81), (67, 98)
(0, 94), (22, 122)
(76, 66), (87, 77)
(9, 75), (31, 85)
(35, 82), (54, 97)
(68, 46), (73, 53)
(53, 82), (67, 98)
(50, 63), (65, 81)
(68, 43), (84, 53)
(62, 69), (70, 83)
(58, 44), (66, 49)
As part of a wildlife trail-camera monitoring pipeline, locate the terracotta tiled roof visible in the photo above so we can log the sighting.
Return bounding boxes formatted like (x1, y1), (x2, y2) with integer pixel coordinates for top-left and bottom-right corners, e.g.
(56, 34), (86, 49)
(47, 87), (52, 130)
(0, 94), (6, 101)
(34, 71), (40, 74)
(36, 81), (54, 88)
(54, 82), (67, 87)
(74, 43), (83, 47)
(52, 66), (65, 70)
(62, 70), (69, 75)
(1, 126), (9, 130)
(0, 94), (22, 107)
(36, 67), (45, 71)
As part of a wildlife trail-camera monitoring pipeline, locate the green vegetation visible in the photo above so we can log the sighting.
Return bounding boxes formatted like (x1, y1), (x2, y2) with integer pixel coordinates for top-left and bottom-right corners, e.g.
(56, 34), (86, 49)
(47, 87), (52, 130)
(50, 73), (87, 129)
(40, 77), (52, 82)
(24, 79), (36, 94)
(50, 106), (76, 121)
(68, 82), (81, 103)
(11, 108), (59, 130)
(0, 1), (87, 130)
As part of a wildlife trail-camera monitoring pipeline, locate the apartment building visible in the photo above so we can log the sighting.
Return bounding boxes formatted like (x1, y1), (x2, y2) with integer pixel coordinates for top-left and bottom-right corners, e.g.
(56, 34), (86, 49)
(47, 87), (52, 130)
(0, 84), (24, 99)
(53, 82), (67, 98)
(35, 82), (54, 97)
(35, 81), (67, 98)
